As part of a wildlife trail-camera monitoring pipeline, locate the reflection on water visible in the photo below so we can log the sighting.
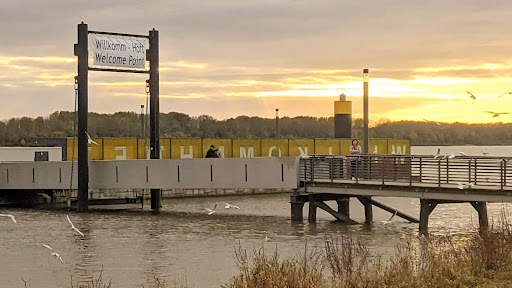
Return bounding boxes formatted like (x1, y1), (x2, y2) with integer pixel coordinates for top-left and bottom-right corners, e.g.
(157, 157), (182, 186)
(1, 193), (511, 287)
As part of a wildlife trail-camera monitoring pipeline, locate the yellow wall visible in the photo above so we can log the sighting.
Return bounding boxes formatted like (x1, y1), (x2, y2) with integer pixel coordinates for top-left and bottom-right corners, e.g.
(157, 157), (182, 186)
(66, 138), (103, 160)
(370, 139), (388, 155)
(137, 139), (171, 159)
(261, 139), (289, 157)
(171, 139), (202, 159)
(288, 139), (314, 156)
(103, 138), (138, 160)
(202, 139), (233, 158)
(232, 139), (261, 158)
(314, 139), (341, 155)
(65, 137), (410, 160)
(387, 139), (410, 155)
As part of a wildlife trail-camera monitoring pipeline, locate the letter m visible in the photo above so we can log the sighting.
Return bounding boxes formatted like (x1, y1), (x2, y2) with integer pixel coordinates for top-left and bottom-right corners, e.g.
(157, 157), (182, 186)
(240, 146), (254, 158)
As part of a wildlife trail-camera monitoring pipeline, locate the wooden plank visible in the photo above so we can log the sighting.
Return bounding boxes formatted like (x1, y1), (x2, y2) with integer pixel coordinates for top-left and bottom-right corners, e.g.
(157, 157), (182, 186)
(358, 195), (419, 223)
(310, 198), (358, 224)
(70, 197), (143, 206)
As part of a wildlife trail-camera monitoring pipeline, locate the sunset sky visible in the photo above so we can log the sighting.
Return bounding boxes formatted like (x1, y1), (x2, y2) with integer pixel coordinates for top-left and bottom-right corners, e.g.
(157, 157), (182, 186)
(1, 0), (512, 124)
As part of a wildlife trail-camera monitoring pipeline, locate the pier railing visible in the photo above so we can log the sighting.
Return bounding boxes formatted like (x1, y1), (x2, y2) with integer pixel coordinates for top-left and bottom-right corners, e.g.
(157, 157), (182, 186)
(300, 155), (512, 189)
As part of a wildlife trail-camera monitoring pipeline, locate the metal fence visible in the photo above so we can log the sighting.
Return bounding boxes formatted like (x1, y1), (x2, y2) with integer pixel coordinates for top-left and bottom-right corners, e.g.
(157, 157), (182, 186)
(300, 155), (512, 189)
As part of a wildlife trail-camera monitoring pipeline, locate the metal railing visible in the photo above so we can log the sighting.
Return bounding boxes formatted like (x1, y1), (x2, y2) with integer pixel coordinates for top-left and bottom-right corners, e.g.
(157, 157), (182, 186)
(300, 155), (512, 190)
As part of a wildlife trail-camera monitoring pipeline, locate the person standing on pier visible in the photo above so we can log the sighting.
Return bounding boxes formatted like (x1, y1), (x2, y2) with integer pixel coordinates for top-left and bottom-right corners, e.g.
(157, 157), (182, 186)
(205, 145), (220, 158)
(349, 139), (361, 179)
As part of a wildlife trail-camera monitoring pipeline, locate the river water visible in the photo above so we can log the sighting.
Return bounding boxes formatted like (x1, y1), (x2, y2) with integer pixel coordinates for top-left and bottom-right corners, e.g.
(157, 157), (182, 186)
(1, 146), (511, 287)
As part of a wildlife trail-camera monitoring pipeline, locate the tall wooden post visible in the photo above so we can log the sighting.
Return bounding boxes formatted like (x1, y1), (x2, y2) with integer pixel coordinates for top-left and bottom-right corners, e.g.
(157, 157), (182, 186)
(74, 22), (89, 212)
(148, 29), (161, 210)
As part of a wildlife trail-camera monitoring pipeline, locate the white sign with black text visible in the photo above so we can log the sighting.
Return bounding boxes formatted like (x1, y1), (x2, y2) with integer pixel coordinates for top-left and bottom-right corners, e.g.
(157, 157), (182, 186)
(90, 34), (147, 70)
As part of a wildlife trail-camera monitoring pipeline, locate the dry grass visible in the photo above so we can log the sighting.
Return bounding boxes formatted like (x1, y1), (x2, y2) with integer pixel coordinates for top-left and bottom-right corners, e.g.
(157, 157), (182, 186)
(225, 217), (512, 288)
(223, 242), (327, 288)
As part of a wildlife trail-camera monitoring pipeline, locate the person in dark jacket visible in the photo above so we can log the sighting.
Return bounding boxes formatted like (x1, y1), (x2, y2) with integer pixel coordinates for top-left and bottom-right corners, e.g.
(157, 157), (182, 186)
(205, 145), (220, 158)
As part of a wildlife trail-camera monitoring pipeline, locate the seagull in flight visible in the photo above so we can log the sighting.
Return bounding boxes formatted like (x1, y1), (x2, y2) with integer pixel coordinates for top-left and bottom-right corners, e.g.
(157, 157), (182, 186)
(433, 148), (441, 159)
(0, 214), (17, 223)
(85, 131), (98, 145)
(435, 122), (443, 129)
(224, 202), (240, 209)
(498, 92), (512, 98)
(457, 183), (465, 190)
(381, 211), (398, 225)
(466, 91), (477, 104)
(204, 203), (217, 215)
(42, 244), (54, 251)
(484, 111), (510, 118)
(67, 215), (85, 237)
(51, 252), (64, 264)
(42, 244), (64, 264)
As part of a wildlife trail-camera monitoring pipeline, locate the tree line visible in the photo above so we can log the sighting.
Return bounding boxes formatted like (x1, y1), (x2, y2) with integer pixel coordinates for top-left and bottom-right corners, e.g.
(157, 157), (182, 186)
(0, 111), (511, 146)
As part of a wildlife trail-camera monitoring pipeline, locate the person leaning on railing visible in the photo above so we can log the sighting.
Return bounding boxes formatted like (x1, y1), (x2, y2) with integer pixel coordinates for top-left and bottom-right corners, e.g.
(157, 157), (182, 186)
(349, 139), (361, 179)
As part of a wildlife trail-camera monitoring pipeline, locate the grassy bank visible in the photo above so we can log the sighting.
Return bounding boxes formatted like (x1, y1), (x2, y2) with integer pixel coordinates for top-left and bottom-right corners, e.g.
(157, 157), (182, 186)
(223, 221), (512, 288)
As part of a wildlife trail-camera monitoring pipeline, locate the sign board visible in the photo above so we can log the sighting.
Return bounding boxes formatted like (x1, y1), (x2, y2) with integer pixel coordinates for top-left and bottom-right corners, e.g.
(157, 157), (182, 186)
(89, 34), (148, 70)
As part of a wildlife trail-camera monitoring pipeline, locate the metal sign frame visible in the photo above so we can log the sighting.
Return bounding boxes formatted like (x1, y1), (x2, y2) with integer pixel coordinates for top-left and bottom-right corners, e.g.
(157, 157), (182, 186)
(74, 22), (161, 212)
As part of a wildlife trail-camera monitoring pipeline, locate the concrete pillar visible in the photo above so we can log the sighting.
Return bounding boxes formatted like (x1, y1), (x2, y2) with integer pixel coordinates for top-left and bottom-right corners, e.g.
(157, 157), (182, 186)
(419, 199), (437, 233)
(470, 201), (489, 229)
(290, 202), (305, 222)
(290, 194), (305, 222)
(336, 197), (350, 218)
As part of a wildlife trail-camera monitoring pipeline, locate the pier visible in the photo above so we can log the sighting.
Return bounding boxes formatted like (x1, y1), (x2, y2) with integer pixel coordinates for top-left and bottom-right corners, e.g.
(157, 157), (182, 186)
(295, 155), (512, 232)
(1, 154), (511, 232)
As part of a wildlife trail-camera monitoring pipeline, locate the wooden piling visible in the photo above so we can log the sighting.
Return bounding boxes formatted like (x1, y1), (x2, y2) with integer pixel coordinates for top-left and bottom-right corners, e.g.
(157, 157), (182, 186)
(470, 201), (489, 229)
(336, 197), (350, 218)
(420, 199), (438, 233)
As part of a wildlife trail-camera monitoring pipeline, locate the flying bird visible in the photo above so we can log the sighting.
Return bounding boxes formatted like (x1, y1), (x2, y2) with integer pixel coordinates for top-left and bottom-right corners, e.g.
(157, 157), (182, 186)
(204, 204), (217, 215)
(433, 148), (441, 159)
(42, 244), (63, 264)
(457, 183), (465, 190)
(67, 215), (85, 237)
(435, 122), (443, 129)
(224, 202), (240, 209)
(51, 252), (64, 264)
(84, 131), (98, 145)
(466, 91), (477, 103)
(42, 244), (54, 251)
(484, 111), (510, 118)
(458, 152), (467, 156)
(498, 92), (512, 98)
(0, 214), (17, 223)
(382, 211), (398, 225)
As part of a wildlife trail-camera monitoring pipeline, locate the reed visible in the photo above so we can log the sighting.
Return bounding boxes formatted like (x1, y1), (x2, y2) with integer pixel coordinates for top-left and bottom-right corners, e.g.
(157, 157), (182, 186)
(225, 216), (512, 288)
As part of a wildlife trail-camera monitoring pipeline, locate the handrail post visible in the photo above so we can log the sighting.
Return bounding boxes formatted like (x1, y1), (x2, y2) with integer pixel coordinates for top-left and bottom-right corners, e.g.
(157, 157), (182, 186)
(382, 156), (385, 185)
(438, 159), (441, 188)
(355, 157), (359, 184)
(311, 158), (315, 182)
(468, 158), (472, 184)
(446, 158), (449, 184)
(409, 157), (413, 186)
(501, 159), (505, 190)
(330, 157), (334, 182)
(505, 160), (508, 188)
(474, 159), (478, 184)
(419, 157), (422, 183)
